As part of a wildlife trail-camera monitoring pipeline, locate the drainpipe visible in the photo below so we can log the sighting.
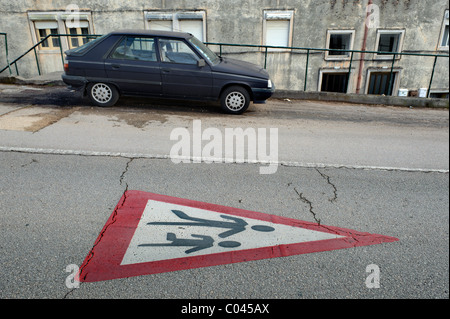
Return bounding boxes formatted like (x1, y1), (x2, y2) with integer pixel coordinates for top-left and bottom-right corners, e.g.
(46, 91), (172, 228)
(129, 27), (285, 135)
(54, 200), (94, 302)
(356, 0), (372, 94)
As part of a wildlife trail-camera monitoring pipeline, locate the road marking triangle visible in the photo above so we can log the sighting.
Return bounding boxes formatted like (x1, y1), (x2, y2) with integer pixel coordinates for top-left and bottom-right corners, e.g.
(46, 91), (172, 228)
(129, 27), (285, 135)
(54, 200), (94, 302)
(120, 199), (345, 265)
(78, 191), (398, 282)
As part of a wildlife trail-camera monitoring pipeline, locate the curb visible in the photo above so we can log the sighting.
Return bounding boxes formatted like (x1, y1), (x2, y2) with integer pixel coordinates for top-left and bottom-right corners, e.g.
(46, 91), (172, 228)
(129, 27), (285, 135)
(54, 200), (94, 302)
(0, 72), (64, 86)
(273, 90), (449, 109)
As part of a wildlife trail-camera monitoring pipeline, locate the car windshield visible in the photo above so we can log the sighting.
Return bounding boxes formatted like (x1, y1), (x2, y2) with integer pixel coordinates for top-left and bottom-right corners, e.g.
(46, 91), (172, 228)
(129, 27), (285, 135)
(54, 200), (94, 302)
(188, 36), (220, 65)
(70, 34), (107, 55)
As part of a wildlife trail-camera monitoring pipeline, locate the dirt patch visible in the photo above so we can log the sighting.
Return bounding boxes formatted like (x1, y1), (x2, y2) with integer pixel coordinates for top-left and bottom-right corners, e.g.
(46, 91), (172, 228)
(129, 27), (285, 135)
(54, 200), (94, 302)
(0, 105), (77, 132)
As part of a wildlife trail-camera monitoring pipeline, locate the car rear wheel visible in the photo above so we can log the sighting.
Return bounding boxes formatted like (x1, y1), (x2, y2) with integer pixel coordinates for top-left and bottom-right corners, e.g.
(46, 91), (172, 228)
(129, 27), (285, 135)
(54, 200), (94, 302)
(87, 82), (119, 107)
(220, 86), (250, 114)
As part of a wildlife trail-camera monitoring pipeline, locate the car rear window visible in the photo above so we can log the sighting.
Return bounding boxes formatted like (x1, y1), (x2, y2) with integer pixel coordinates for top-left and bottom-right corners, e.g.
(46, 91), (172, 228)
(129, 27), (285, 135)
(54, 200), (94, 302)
(69, 34), (107, 55)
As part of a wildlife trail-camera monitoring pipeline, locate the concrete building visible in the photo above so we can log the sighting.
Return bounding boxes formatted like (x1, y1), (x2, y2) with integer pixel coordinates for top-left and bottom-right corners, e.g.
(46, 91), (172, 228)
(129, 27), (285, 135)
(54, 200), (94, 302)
(0, 0), (448, 97)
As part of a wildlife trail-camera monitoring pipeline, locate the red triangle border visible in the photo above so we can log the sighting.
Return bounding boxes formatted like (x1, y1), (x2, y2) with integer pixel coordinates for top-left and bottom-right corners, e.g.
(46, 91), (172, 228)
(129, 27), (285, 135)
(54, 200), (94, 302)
(78, 190), (399, 283)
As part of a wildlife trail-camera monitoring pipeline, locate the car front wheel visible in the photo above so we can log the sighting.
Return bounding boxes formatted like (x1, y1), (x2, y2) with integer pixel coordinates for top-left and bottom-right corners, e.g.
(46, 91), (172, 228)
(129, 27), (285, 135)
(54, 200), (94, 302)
(220, 86), (250, 114)
(87, 82), (119, 107)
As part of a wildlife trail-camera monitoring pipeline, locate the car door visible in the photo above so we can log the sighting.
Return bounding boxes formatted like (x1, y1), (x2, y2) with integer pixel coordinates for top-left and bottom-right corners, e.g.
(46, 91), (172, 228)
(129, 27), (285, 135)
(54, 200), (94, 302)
(158, 37), (212, 98)
(104, 36), (162, 96)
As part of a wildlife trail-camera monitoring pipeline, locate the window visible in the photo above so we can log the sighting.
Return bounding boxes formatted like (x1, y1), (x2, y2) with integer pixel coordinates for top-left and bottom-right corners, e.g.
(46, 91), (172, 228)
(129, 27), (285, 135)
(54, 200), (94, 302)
(442, 25), (449, 47)
(320, 72), (349, 93)
(144, 11), (206, 41)
(34, 21), (60, 49)
(189, 36), (220, 64)
(374, 30), (405, 59)
(429, 91), (449, 99)
(367, 71), (398, 95)
(28, 12), (92, 52)
(263, 10), (294, 51)
(159, 38), (200, 64)
(111, 37), (157, 62)
(66, 21), (90, 49)
(325, 30), (355, 59)
(439, 10), (449, 49)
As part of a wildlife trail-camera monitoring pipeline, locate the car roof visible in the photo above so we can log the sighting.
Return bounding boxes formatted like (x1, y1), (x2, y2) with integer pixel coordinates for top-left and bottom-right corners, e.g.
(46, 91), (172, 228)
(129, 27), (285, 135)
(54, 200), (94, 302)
(108, 29), (194, 39)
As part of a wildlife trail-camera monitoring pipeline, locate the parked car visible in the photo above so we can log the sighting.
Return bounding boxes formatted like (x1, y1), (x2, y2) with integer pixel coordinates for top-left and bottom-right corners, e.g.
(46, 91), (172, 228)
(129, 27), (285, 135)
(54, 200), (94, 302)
(62, 30), (275, 114)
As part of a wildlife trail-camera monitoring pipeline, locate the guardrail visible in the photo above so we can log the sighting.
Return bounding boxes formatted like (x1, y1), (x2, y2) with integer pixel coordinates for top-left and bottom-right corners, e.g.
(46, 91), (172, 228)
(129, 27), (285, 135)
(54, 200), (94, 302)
(206, 42), (449, 98)
(1, 33), (448, 98)
(0, 32), (13, 75)
(0, 33), (101, 77)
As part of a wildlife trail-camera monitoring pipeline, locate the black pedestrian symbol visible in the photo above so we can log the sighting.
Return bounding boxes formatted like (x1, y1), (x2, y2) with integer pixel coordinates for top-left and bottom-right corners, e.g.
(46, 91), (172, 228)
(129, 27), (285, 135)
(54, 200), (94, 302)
(147, 210), (275, 238)
(139, 210), (275, 254)
(139, 233), (243, 254)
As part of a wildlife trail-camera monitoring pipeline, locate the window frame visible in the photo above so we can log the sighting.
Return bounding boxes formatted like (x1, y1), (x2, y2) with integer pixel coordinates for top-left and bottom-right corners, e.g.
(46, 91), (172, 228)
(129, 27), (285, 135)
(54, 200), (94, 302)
(318, 68), (352, 93)
(262, 10), (294, 52)
(158, 37), (202, 65)
(35, 24), (61, 50)
(28, 11), (93, 53)
(438, 10), (449, 50)
(325, 29), (355, 61)
(144, 11), (207, 42)
(365, 68), (402, 96)
(66, 25), (90, 49)
(374, 29), (405, 60)
(109, 36), (159, 63)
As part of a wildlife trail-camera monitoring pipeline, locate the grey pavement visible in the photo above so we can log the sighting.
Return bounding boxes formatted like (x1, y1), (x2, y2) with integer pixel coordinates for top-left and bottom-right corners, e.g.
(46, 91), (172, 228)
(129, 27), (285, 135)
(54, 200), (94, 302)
(0, 82), (448, 301)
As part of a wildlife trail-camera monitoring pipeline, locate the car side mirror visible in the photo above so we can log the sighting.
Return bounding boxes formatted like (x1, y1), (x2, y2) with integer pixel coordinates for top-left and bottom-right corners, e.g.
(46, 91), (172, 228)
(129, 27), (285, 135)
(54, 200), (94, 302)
(198, 59), (206, 67)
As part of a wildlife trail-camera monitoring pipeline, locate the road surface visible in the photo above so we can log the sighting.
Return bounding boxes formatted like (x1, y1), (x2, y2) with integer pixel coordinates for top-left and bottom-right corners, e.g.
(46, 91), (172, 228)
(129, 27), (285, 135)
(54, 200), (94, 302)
(0, 84), (448, 303)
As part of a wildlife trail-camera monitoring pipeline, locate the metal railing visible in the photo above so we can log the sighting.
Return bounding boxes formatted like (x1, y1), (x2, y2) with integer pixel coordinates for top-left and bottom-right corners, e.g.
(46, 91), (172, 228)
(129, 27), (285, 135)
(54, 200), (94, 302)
(1, 33), (448, 98)
(0, 33), (101, 77)
(206, 41), (449, 98)
(0, 32), (13, 75)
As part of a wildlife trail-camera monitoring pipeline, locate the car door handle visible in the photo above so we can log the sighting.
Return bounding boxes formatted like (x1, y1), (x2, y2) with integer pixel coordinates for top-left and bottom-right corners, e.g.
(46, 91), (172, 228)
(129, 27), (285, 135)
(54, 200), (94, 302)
(162, 68), (171, 73)
(111, 64), (121, 69)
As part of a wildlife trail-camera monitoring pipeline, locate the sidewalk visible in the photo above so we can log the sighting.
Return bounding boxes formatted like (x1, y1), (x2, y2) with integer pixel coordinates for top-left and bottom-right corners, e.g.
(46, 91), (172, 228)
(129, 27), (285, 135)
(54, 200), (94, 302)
(0, 71), (65, 86)
(1, 71), (448, 109)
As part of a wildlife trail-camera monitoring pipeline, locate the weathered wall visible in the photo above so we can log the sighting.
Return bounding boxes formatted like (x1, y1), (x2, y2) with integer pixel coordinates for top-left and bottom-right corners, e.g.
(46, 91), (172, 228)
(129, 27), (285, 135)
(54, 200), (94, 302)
(0, 0), (448, 95)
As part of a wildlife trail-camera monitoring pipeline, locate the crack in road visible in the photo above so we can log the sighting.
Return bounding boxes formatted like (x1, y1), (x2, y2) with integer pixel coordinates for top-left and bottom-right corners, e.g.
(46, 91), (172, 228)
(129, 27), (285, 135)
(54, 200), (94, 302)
(315, 168), (338, 202)
(120, 158), (134, 187)
(64, 157), (133, 298)
(290, 169), (339, 226)
(293, 187), (321, 225)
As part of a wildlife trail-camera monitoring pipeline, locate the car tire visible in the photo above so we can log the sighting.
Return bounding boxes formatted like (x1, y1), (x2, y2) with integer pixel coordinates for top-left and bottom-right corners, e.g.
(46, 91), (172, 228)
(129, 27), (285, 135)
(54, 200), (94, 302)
(87, 82), (119, 107)
(220, 86), (250, 114)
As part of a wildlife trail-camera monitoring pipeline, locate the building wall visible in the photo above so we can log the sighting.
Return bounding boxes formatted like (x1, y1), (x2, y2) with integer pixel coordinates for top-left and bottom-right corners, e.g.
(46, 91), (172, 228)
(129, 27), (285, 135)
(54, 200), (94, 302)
(0, 0), (448, 96)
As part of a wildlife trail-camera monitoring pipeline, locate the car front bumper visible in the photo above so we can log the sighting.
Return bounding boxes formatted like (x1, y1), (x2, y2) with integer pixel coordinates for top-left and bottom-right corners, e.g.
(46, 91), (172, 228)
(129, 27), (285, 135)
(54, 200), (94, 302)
(251, 85), (275, 103)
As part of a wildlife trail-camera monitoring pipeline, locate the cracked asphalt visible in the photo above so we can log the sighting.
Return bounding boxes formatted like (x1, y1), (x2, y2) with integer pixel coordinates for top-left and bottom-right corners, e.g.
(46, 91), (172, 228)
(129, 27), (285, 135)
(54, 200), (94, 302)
(0, 83), (448, 300)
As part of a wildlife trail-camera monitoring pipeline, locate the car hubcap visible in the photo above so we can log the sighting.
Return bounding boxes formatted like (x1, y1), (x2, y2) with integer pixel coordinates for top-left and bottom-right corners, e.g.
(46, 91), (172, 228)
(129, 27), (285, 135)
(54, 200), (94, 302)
(92, 83), (112, 103)
(225, 92), (245, 111)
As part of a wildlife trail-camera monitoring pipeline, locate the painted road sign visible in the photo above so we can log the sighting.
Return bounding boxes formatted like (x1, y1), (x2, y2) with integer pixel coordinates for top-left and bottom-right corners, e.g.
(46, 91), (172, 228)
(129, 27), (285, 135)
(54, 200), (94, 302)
(78, 191), (398, 282)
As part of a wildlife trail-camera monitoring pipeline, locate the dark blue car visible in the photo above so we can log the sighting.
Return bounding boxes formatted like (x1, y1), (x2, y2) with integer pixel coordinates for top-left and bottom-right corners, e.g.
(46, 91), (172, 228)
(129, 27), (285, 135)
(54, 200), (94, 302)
(62, 30), (274, 114)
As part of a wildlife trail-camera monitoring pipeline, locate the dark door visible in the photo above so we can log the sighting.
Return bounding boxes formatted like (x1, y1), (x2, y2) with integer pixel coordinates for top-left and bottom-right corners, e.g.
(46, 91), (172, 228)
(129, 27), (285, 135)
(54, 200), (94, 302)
(321, 73), (348, 93)
(367, 72), (397, 96)
(158, 38), (212, 98)
(104, 36), (162, 96)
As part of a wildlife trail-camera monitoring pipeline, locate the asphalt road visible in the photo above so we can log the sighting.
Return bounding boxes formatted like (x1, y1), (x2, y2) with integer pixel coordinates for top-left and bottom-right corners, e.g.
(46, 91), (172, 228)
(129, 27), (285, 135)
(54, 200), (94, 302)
(0, 84), (448, 303)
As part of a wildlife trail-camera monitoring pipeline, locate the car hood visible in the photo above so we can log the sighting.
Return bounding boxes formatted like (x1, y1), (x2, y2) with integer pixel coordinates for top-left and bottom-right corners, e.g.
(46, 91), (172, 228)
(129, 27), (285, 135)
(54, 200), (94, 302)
(211, 57), (269, 80)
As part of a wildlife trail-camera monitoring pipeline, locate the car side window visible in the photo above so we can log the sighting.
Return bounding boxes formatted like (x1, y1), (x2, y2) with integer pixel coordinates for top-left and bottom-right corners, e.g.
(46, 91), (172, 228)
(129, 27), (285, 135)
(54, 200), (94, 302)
(159, 38), (200, 65)
(111, 37), (157, 62)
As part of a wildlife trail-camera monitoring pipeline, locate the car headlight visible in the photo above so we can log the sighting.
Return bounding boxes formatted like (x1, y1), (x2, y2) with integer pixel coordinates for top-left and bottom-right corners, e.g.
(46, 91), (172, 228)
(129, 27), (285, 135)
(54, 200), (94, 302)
(267, 79), (272, 88)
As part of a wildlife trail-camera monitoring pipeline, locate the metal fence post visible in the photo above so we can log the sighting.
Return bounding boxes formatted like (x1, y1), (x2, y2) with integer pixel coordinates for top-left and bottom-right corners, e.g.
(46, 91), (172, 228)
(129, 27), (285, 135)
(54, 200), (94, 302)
(58, 35), (64, 67)
(264, 46), (268, 69)
(304, 49), (310, 91)
(388, 53), (396, 96)
(33, 46), (41, 76)
(1, 33), (12, 75)
(347, 51), (354, 93)
(427, 56), (438, 98)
